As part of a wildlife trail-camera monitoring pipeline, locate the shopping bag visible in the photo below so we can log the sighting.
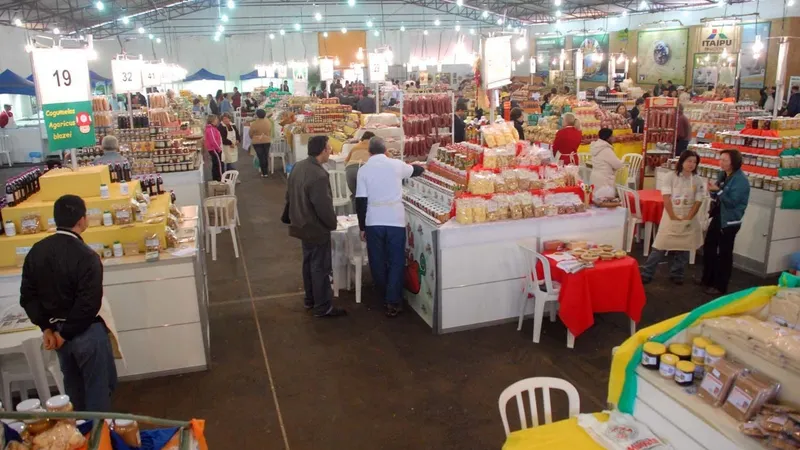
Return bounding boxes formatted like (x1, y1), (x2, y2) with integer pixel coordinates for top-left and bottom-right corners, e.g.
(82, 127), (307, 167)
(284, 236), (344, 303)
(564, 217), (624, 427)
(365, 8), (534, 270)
(253, 155), (260, 170)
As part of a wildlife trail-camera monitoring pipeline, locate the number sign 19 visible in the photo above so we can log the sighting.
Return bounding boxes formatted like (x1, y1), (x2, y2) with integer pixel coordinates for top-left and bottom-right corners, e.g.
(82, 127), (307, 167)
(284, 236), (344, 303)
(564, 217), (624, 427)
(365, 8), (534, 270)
(112, 59), (144, 94)
(31, 48), (91, 105)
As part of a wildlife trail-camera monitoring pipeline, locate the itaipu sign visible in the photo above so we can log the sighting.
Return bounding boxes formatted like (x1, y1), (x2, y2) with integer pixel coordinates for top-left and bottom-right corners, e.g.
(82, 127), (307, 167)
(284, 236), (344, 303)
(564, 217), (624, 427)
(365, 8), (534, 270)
(700, 27), (738, 52)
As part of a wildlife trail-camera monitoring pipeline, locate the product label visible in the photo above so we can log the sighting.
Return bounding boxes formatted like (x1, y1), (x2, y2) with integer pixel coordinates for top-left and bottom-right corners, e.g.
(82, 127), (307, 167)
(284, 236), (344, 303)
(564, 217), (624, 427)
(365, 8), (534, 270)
(659, 364), (676, 378)
(21, 218), (38, 231)
(116, 210), (130, 222)
(120, 182), (129, 196)
(705, 355), (721, 366)
(700, 373), (724, 399)
(642, 354), (657, 366)
(15, 247), (31, 256)
(675, 370), (693, 383)
(5, 194), (13, 204)
(727, 386), (753, 413)
(768, 416), (788, 426)
(692, 347), (706, 359)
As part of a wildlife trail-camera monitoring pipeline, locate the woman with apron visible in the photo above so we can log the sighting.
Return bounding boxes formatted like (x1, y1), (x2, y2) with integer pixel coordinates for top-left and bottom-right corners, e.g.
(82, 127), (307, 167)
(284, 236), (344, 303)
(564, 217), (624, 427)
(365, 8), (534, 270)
(640, 150), (705, 285)
(217, 113), (241, 173)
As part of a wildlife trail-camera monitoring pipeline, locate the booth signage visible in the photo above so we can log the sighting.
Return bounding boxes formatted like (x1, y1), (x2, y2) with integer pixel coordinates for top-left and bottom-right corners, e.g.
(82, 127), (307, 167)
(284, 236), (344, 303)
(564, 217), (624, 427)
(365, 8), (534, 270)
(368, 53), (387, 82)
(699, 26), (739, 53)
(112, 59), (144, 93)
(141, 63), (163, 88)
(483, 35), (512, 90)
(31, 48), (96, 151)
(319, 59), (334, 81)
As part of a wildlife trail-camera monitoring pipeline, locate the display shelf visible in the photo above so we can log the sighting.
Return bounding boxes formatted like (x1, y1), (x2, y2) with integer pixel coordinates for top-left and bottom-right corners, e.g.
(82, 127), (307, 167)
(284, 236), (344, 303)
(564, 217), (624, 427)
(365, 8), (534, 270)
(38, 165), (113, 201)
(700, 157), (778, 177)
(710, 142), (785, 156)
(635, 368), (767, 450)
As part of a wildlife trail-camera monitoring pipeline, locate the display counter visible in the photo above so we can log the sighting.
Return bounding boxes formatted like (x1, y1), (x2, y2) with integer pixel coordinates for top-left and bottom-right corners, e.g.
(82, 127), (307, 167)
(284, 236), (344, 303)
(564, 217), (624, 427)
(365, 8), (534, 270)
(656, 166), (800, 276)
(0, 206), (209, 380)
(161, 165), (204, 207)
(403, 204), (626, 333)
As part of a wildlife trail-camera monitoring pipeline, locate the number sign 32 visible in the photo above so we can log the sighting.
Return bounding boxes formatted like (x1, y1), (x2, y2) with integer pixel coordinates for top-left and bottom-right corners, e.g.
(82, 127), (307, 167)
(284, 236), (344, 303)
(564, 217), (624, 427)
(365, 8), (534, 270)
(112, 59), (143, 94)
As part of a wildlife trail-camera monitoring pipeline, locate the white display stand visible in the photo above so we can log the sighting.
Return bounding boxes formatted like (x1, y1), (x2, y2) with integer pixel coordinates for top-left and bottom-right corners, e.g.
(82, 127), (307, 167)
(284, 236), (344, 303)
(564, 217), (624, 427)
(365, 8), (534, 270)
(161, 165), (204, 208)
(0, 207), (209, 381)
(655, 169), (800, 276)
(403, 206), (627, 333)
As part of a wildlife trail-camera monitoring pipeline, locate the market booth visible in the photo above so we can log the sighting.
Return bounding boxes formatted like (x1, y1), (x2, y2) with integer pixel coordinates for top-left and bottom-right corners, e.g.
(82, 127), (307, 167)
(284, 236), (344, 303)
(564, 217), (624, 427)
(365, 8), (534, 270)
(180, 68), (226, 100)
(503, 273), (800, 450)
(0, 69), (45, 163)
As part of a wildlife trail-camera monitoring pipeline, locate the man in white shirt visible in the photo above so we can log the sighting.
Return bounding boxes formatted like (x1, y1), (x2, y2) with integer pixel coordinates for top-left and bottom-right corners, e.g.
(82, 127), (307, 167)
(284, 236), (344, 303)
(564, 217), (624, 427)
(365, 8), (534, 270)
(355, 137), (424, 317)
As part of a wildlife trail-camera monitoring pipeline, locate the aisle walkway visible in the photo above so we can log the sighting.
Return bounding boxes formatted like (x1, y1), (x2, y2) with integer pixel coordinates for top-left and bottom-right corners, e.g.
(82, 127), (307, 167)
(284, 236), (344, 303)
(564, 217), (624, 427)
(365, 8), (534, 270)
(109, 153), (771, 449)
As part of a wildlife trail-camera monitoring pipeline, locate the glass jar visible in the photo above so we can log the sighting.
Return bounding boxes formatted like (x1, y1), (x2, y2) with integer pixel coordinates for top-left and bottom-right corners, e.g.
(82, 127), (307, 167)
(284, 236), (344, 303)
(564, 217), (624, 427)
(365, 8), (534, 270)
(16, 400), (50, 436)
(114, 419), (142, 447)
(691, 337), (712, 365)
(674, 361), (695, 386)
(659, 353), (679, 379)
(45, 395), (73, 413)
(704, 344), (726, 366)
(641, 342), (666, 370)
(668, 343), (692, 361)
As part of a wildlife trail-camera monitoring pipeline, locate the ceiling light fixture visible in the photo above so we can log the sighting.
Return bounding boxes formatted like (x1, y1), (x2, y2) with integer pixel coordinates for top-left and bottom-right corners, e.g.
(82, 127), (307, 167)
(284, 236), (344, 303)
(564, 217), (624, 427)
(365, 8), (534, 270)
(456, 0), (463, 5)
(347, 0), (355, 6)
(400, 25), (405, 31)
(434, 19), (441, 26)
(789, 0), (796, 6)
(138, 27), (145, 33)
(639, 0), (647, 9)
(367, 20), (373, 27)
(148, 33), (154, 39)
(227, 0), (235, 8)
(470, 28), (475, 34)
(121, 16), (130, 25)
(315, 12), (322, 21)
(294, 23), (301, 30)
(455, 24), (461, 31)
(496, 18), (503, 25)
(52, 27), (60, 34)
(622, 10), (628, 16)
(482, 10), (489, 18)
(554, 0), (561, 5)
(280, 29), (285, 35)
(555, 10), (562, 17)
(631, 56), (637, 63)
(95, 1), (104, 11)
(221, 14), (228, 22)
(423, 29), (428, 35)
(218, 25), (225, 32)
(213, 33), (220, 41)
(323, 31), (329, 37)
(341, 27), (348, 33)
(269, 33), (275, 39)
(14, 18), (22, 27)
(374, 30), (379, 36)
(156, 37), (162, 43)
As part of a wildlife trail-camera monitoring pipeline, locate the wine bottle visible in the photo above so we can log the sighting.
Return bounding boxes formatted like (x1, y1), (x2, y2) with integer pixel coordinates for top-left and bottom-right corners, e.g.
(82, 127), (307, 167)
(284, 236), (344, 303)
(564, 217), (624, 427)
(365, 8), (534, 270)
(5, 183), (14, 207)
(108, 164), (117, 183)
(156, 175), (164, 195)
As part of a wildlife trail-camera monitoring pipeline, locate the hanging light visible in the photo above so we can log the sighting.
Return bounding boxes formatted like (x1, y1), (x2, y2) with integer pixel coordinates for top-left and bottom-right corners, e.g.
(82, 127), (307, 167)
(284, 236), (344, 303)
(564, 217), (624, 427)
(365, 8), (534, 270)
(631, 56), (637, 63)
(639, 0), (647, 9)
(269, 33), (275, 39)
(622, 10), (628, 17)
(434, 18), (441, 26)
(482, 10), (489, 18)
(95, 1), (104, 11)
(213, 33), (221, 42)
(752, 35), (764, 55)
(374, 30), (379, 36)
(334, 56), (340, 65)
(121, 16), (130, 25)
(341, 27), (347, 33)
(148, 33), (154, 39)
(280, 29), (286, 35)
(496, 18), (504, 25)
(323, 31), (329, 37)
(14, 18), (23, 27)
(52, 27), (60, 34)
(555, 0), (562, 5)
(156, 37), (162, 43)
(218, 25), (225, 32)
(555, 10), (562, 17)
(314, 12), (322, 21)
(456, 0), (463, 5)
(455, 24), (461, 31)
(515, 37), (527, 51)
(348, 0), (355, 5)
(423, 29), (429, 35)
(294, 23), (301, 30)
(221, 14), (229, 22)
(227, 0), (235, 8)
(400, 25), (406, 31)
(469, 28), (475, 34)
(366, 20), (373, 27)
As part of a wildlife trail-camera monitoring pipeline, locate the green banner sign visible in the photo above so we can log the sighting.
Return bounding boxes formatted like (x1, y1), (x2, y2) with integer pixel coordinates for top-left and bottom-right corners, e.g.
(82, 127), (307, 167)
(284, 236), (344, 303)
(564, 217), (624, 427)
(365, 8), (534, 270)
(43, 101), (96, 152)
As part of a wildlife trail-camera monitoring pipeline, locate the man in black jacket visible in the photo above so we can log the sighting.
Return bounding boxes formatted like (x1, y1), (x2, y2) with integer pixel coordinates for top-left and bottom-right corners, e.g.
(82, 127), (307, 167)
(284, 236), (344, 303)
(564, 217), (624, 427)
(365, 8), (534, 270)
(20, 195), (117, 411)
(453, 102), (467, 143)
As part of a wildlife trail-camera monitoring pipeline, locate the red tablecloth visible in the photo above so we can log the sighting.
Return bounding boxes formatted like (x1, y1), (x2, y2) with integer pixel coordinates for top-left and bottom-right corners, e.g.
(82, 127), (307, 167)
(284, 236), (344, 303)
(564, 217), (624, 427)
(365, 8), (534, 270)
(627, 189), (664, 224)
(535, 253), (646, 338)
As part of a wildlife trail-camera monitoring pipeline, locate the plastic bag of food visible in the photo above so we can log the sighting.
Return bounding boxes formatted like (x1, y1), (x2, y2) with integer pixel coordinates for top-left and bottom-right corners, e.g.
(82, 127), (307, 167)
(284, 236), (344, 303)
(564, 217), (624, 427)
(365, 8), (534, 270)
(31, 421), (85, 450)
(468, 171), (494, 195)
(723, 371), (780, 421)
(20, 215), (41, 235)
(455, 198), (474, 225)
(503, 169), (519, 192)
(472, 198), (488, 224)
(578, 411), (674, 450)
(113, 204), (133, 225)
(509, 194), (523, 220)
(519, 192), (535, 218)
(495, 194), (510, 220)
(698, 358), (747, 407)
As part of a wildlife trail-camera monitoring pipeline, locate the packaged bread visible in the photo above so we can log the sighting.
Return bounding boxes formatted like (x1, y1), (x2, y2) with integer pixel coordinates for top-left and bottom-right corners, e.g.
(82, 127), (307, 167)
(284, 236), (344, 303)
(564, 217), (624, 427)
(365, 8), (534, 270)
(772, 334), (800, 362)
(723, 371), (780, 421)
(519, 192), (535, 218)
(495, 194), (510, 220)
(516, 168), (532, 190)
(166, 227), (179, 248)
(704, 315), (791, 345)
(767, 289), (800, 329)
(113, 204), (133, 225)
(698, 358), (746, 407)
(20, 214), (41, 235)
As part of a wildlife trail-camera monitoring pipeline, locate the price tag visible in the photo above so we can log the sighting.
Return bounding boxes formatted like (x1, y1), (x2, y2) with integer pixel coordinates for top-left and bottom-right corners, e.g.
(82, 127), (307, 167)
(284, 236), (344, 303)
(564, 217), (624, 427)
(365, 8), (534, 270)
(112, 59), (143, 94)
(31, 48), (90, 105)
(141, 63), (163, 88)
(319, 59), (334, 81)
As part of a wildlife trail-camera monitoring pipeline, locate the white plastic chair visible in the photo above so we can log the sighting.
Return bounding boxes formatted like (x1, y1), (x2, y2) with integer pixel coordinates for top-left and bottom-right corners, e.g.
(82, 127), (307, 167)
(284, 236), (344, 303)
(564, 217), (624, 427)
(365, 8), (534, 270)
(622, 154), (643, 189)
(345, 225), (369, 304)
(0, 132), (12, 167)
(270, 139), (288, 174)
(498, 377), (581, 437)
(204, 195), (240, 261)
(517, 242), (573, 347)
(617, 185), (653, 256)
(329, 170), (351, 213)
(0, 351), (64, 409)
(221, 170), (241, 225)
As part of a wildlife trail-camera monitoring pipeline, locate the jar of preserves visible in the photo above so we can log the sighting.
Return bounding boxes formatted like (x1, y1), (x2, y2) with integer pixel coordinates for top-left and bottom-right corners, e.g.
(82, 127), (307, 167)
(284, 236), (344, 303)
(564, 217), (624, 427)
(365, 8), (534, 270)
(704, 344), (726, 366)
(659, 353), (679, 379)
(16, 399), (50, 436)
(114, 419), (142, 447)
(674, 361), (695, 386)
(668, 343), (692, 361)
(45, 395), (73, 413)
(691, 337), (712, 365)
(641, 342), (666, 370)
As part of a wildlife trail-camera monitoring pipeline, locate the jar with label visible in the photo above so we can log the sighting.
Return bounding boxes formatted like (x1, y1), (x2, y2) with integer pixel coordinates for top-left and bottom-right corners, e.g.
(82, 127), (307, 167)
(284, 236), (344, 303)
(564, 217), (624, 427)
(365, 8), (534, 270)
(120, 181), (129, 196)
(691, 337), (712, 365)
(16, 399), (50, 436)
(674, 361), (695, 386)
(100, 183), (110, 199)
(4, 220), (16, 237)
(754, 175), (764, 189)
(659, 353), (679, 379)
(704, 344), (726, 366)
(641, 342), (666, 370)
(103, 211), (113, 227)
(112, 241), (123, 257)
(668, 343), (692, 361)
(103, 245), (112, 258)
(114, 419), (142, 447)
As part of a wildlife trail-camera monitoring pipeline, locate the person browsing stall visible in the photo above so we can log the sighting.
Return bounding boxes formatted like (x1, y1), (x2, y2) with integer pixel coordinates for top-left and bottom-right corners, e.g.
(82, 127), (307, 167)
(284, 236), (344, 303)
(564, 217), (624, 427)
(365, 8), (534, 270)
(453, 103), (468, 143)
(676, 104), (691, 157)
(640, 150), (705, 285)
(589, 128), (624, 201)
(283, 136), (346, 318)
(218, 113), (241, 173)
(205, 114), (224, 181)
(355, 137), (424, 317)
(552, 112), (582, 164)
(700, 150), (750, 295)
(20, 195), (118, 411)
(249, 109), (273, 177)
(345, 131), (375, 204)
(510, 107), (525, 141)
(0, 104), (14, 128)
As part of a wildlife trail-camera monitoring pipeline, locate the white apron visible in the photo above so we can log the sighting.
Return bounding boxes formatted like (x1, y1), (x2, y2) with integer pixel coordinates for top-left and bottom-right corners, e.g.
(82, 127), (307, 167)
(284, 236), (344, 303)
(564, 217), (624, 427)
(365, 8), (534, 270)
(222, 124), (239, 164)
(652, 173), (704, 251)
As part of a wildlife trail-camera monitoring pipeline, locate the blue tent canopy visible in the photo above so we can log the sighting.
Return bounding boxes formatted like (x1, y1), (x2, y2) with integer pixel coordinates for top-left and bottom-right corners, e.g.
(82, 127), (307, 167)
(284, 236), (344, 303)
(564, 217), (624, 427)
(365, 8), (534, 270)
(184, 69), (225, 82)
(239, 70), (262, 81)
(27, 71), (111, 85)
(0, 70), (36, 96)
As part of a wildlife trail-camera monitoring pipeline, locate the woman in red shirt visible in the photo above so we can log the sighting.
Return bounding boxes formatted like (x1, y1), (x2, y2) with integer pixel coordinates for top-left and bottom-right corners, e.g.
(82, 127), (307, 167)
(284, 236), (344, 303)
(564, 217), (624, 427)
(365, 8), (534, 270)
(552, 112), (582, 164)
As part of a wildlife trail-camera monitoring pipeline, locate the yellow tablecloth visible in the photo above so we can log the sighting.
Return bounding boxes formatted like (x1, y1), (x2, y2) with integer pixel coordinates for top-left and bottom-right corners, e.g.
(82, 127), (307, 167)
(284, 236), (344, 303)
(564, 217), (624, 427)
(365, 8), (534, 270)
(578, 141), (642, 159)
(502, 413), (607, 450)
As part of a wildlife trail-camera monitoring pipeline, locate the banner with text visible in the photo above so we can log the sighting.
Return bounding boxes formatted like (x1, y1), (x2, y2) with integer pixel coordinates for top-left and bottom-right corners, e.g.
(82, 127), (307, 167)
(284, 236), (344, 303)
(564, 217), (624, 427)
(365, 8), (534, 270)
(534, 37), (565, 76)
(42, 102), (96, 150)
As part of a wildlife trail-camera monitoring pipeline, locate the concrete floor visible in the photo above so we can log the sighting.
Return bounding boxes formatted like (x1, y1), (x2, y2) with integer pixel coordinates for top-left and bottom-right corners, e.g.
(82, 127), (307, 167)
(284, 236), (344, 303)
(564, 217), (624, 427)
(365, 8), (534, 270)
(1, 158), (775, 449)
